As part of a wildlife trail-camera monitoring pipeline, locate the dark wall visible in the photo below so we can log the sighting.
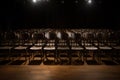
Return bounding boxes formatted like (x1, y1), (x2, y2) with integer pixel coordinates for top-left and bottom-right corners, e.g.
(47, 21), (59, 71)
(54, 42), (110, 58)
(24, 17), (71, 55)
(0, 0), (120, 29)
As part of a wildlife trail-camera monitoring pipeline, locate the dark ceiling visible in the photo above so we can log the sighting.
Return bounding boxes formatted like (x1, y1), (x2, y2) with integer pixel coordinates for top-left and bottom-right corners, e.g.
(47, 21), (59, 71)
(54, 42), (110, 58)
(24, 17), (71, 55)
(0, 0), (120, 29)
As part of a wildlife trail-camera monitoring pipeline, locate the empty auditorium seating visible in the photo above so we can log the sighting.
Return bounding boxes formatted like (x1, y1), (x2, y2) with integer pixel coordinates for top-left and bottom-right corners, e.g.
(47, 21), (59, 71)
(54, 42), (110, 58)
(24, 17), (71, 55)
(43, 30), (58, 64)
(28, 30), (46, 64)
(0, 31), (15, 61)
(12, 31), (30, 62)
(0, 28), (120, 65)
(56, 30), (71, 65)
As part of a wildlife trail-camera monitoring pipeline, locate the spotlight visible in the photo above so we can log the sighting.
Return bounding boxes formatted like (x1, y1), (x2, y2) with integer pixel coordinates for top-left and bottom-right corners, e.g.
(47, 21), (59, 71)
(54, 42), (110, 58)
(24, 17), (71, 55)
(33, 0), (37, 3)
(88, 0), (92, 4)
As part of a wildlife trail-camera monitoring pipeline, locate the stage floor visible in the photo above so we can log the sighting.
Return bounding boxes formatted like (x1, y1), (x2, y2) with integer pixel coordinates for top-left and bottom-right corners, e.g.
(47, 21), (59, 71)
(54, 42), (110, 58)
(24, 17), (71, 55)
(0, 65), (120, 80)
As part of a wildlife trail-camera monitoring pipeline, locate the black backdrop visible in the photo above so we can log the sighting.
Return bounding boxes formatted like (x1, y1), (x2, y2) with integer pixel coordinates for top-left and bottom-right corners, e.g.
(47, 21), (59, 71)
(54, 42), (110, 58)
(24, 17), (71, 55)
(0, 0), (120, 30)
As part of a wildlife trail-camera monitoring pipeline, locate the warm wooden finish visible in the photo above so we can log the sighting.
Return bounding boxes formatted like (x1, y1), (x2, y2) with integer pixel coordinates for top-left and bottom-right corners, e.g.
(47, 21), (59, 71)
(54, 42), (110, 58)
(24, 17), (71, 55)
(0, 65), (120, 80)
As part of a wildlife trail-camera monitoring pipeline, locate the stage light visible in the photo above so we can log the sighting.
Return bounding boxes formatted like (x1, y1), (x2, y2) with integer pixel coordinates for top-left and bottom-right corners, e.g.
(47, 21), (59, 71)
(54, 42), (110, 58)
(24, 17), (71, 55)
(88, 0), (92, 4)
(33, 0), (37, 3)
(32, 0), (49, 3)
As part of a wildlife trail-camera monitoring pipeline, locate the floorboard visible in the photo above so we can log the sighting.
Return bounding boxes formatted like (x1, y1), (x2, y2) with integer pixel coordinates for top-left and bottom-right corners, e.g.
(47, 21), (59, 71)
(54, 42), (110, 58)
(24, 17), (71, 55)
(0, 65), (120, 80)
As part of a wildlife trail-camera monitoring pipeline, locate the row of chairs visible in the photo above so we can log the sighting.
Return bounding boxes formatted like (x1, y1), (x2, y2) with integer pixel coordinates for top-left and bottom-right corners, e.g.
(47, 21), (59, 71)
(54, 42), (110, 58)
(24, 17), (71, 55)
(0, 29), (120, 65)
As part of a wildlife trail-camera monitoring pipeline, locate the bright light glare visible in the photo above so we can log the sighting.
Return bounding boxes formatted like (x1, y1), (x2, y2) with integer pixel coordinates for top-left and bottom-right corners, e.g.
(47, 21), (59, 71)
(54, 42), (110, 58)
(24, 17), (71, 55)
(33, 0), (37, 3)
(32, 0), (48, 3)
(88, 0), (92, 4)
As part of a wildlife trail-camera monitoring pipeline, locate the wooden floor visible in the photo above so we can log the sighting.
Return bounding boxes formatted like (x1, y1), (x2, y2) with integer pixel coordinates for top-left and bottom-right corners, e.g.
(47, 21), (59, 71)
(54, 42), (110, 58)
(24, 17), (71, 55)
(0, 65), (120, 80)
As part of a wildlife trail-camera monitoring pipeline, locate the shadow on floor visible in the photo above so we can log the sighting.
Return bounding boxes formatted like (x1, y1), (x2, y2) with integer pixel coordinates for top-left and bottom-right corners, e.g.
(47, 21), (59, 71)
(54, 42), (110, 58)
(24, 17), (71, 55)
(59, 59), (70, 65)
(0, 60), (11, 65)
(29, 60), (42, 65)
(10, 60), (26, 65)
(22, 55), (30, 57)
(86, 60), (100, 65)
(102, 60), (118, 65)
(115, 60), (120, 65)
(71, 60), (84, 65)
(43, 60), (58, 65)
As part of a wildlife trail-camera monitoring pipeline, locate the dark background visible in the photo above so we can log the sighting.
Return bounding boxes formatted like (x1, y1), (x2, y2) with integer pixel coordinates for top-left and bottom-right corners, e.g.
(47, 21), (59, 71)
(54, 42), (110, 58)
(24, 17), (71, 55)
(0, 0), (120, 29)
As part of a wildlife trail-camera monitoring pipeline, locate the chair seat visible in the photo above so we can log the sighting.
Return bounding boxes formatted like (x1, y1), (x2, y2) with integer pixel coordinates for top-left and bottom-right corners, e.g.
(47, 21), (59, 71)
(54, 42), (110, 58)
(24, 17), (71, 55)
(71, 43), (79, 46)
(99, 46), (112, 50)
(84, 43), (93, 46)
(30, 46), (42, 50)
(94, 43), (105, 46)
(44, 47), (55, 50)
(57, 47), (69, 50)
(46, 43), (55, 46)
(14, 46), (27, 50)
(71, 47), (84, 50)
(0, 46), (13, 50)
(24, 43), (33, 46)
(85, 46), (98, 50)
(34, 43), (44, 46)
(113, 46), (120, 50)
(94, 43), (99, 46)
(108, 43), (117, 46)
